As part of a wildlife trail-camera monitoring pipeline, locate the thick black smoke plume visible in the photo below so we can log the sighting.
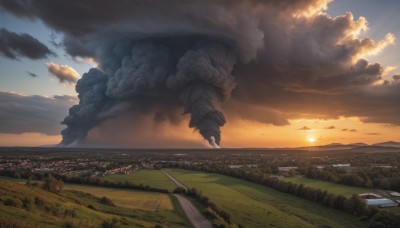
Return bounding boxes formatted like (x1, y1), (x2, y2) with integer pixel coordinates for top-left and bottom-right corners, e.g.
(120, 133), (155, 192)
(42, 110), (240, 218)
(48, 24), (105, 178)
(61, 39), (236, 146)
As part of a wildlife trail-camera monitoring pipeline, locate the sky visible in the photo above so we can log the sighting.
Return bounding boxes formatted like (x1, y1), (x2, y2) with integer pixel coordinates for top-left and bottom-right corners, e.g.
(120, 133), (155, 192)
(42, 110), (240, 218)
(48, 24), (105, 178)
(0, 0), (399, 148)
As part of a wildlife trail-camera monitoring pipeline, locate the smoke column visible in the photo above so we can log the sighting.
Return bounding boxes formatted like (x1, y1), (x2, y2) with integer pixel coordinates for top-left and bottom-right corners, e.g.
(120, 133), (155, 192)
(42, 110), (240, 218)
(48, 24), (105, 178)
(61, 40), (236, 147)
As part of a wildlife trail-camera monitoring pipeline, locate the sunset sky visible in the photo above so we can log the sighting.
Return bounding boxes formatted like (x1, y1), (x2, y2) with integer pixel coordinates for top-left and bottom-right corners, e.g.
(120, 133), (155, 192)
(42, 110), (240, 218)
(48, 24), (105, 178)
(0, 0), (399, 148)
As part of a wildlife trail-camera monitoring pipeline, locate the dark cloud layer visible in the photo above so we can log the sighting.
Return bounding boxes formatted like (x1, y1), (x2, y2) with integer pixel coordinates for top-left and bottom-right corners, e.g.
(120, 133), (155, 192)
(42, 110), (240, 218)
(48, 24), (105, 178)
(0, 27), (54, 60)
(2, 0), (399, 146)
(0, 91), (77, 135)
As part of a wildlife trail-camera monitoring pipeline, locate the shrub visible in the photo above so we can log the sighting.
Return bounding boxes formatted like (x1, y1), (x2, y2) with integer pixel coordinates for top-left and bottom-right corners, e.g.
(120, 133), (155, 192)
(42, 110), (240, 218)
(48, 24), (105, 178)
(101, 218), (118, 228)
(4, 198), (18, 207)
(99, 196), (115, 206)
(42, 174), (63, 193)
(34, 197), (45, 207)
(173, 187), (186, 194)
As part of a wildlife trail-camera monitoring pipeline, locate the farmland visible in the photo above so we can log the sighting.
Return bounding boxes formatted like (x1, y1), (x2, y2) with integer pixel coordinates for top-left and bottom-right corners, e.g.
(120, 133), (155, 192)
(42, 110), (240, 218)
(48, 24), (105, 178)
(101, 169), (176, 191)
(65, 184), (173, 211)
(164, 168), (368, 228)
(281, 176), (370, 197)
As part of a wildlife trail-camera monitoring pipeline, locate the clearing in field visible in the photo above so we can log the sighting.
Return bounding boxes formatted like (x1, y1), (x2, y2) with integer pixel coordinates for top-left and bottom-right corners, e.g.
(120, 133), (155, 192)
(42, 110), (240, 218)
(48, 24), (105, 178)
(101, 169), (176, 191)
(281, 176), (370, 197)
(164, 168), (368, 228)
(65, 184), (173, 211)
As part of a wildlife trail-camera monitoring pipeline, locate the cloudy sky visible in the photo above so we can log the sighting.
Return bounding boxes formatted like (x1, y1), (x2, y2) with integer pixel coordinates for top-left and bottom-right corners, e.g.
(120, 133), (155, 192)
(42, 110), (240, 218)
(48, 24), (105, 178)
(0, 0), (399, 147)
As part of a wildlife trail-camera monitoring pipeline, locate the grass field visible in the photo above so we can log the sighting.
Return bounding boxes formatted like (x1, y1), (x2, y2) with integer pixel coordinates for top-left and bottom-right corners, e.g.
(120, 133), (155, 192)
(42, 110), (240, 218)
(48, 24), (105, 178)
(102, 169), (176, 191)
(281, 176), (370, 197)
(65, 184), (173, 211)
(0, 178), (190, 227)
(164, 168), (368, 228)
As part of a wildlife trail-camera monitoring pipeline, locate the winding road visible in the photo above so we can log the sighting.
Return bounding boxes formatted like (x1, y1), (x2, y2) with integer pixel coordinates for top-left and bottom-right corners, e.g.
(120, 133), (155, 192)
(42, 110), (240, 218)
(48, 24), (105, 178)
(161, 170), (212, 228)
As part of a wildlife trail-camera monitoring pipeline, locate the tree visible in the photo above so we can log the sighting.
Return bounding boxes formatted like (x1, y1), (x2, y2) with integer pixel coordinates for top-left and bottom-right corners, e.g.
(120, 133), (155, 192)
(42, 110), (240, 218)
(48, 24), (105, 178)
(42, 174), (63, 193)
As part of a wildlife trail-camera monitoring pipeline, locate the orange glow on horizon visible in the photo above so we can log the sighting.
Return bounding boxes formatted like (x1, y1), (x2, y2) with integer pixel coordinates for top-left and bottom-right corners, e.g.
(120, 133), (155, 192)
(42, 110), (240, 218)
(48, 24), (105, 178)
(0, 116), (399, 148)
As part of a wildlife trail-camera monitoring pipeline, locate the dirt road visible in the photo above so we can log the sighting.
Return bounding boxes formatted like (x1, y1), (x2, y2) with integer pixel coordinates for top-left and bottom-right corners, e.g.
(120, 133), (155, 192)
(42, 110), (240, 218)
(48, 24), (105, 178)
(161, 170), (212, 228)
(161, 169), (188, 190)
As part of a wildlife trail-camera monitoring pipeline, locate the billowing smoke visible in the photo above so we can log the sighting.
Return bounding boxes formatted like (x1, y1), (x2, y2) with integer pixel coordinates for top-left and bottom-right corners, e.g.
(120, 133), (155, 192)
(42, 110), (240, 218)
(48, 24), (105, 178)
(2, 0), (399, 147)
(61, 40), (237, 146)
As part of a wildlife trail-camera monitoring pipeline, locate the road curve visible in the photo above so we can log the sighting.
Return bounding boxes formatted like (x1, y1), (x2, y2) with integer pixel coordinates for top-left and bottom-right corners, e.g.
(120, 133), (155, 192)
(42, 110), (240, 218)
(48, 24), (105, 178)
(161, 170), (212, 228)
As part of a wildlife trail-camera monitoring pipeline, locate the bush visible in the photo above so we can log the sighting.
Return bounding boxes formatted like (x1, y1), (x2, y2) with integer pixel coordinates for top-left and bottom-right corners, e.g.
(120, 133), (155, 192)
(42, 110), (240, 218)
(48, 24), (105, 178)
(3, 198), (18, 207)
(42, 174), (63, 193)
(173, 187), (186, 194)
(64, 209), (77, 218)
(99, 196), (115, 206)
(34, 197), (45, 207)
(21, 196), (33, 210)
(101, 218), (118, 228)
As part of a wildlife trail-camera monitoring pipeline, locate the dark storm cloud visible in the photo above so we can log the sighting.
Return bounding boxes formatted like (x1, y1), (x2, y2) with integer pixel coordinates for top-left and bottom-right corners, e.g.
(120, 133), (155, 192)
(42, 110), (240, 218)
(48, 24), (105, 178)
(325, 126), (335, 129)
(2, 0), (399, 146)
(0, 27), (55, 60)
(0, 91), (77, 134)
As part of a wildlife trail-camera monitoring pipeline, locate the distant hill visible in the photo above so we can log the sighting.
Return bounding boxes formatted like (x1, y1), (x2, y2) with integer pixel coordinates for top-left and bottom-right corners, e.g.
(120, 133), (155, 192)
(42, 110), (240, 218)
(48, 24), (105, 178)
(348, 142), (368, 147)
(372, 141), (400, 148)
(297, 141), (400, 151)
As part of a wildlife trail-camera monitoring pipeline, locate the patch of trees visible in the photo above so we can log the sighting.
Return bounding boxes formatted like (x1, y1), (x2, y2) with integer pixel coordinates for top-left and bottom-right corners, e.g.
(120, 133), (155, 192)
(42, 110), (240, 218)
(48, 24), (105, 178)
(299, 166), (400, 191)
(173, 187), (232, 225)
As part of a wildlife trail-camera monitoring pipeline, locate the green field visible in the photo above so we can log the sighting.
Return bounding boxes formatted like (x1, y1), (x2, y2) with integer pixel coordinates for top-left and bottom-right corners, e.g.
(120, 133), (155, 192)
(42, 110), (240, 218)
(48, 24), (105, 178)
(102, 169), (176, 191)
(281, 176), (370, 197)
(164, 168), (368, 228)
(0, 179), (189, 227)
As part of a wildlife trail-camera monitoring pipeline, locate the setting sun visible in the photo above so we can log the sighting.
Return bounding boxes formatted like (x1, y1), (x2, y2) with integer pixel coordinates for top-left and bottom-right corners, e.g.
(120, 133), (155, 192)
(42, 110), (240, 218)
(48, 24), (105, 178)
(307, 136), (317, 143)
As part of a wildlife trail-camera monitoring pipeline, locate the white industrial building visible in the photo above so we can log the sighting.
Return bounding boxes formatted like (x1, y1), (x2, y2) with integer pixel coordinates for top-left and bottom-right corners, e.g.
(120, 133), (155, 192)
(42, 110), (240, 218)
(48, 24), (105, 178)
(364, 198), (398, 207)
(359, 193), (398, 208)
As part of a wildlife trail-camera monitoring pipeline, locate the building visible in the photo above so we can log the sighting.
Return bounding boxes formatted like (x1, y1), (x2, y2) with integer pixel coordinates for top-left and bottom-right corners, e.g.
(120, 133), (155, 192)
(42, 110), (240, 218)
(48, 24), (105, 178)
(278, 166), (298, 172)
(389, 192), (400, 197)
(359, 193), (398, 207)
(364, 198), (398, 208)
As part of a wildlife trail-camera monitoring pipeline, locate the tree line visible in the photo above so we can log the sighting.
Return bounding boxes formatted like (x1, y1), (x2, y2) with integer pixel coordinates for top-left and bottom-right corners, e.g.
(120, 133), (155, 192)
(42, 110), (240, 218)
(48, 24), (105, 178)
(299, 166), (400, 191)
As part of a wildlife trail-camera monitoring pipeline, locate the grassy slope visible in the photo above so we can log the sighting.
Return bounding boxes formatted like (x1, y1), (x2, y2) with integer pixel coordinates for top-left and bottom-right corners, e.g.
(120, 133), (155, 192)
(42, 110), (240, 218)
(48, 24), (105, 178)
(164, 168), (368, 228)
(101, 169), (176, 191)
(0, 179), (189, 227)
(281, 176), (369, 197)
